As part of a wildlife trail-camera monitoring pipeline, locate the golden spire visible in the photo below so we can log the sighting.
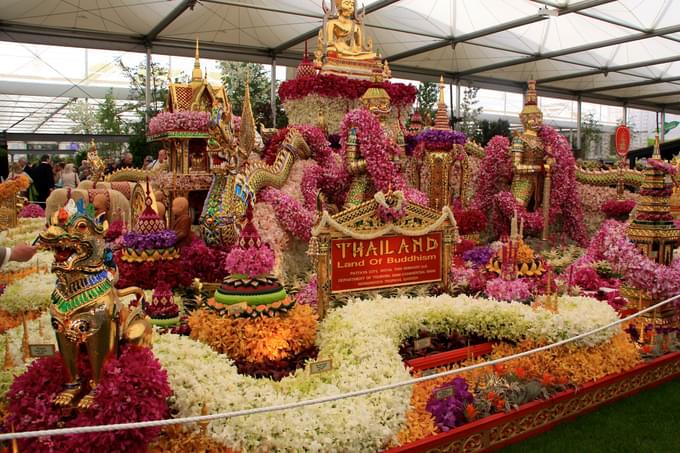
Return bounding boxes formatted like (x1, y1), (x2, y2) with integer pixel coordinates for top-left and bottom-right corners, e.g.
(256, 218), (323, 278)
(438, 75), (446, 105)
(652, 133), (661, 159)
(433, 75), (451, 130)
(192, 37), (203, 81)
(239, 76), (256, 154)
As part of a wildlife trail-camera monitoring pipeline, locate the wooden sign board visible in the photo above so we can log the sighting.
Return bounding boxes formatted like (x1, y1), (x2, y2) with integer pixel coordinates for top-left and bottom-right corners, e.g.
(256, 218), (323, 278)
(331, 233), (442, 293)
(309, 359), (333, 375)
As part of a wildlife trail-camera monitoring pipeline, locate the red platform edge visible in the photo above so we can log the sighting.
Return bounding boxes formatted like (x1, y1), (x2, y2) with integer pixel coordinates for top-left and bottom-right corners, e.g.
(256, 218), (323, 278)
(385, 351), (680, 453)
(405, 343), (494, 371)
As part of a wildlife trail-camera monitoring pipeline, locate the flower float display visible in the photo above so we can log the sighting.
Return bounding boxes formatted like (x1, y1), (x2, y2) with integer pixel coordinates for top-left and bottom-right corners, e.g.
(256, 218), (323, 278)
(120, 190), (179, 263)
(601, 198), (636, 220)
(4, 345), (171, 453)
(144, 283), (182, 327)
(486, 238), (546, 278)
(0, 271), (54, 315)
(18, 203), (44, 218)
(417, 129), (467, 151)
(453, 206), (487, 236)
(340, 107), (428, 205)
(426, 377), (473, 432)
(571, 220), (680, 300)
(207, 205), (293, 317)
(476, 127), (587, 245)
(155, 293), (622, 451)
(147, 111), (210, 137)
(191, 205), (317, 378)
(484, 277), (532, 303)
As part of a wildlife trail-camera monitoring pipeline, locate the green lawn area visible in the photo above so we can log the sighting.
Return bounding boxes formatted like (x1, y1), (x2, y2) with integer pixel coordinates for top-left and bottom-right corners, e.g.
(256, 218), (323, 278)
(501, 378), (680, 453)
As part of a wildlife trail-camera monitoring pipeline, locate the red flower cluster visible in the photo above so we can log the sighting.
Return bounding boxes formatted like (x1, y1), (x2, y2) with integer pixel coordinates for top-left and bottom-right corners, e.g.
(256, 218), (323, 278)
(4, 345), (170, 453)
(279, 74), (417, 107)
(453, 206), (487, 235)
(600, 199), (635, 219)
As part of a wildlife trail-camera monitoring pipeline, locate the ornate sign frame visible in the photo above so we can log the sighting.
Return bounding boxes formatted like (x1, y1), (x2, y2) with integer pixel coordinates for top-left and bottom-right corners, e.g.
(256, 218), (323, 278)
(310, 196), (459, 318)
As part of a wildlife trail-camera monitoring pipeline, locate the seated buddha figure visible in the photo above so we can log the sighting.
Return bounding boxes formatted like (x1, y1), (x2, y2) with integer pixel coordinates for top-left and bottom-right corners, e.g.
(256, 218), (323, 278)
(510, 81), (547, 211)
(319, 0), (378, 61)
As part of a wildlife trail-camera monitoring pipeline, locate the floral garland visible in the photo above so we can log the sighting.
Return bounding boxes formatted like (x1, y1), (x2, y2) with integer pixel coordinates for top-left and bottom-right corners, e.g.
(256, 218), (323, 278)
(258, 187), (315, 241)
(475, 128), (587, 245)
(340, 108), (427, 205)
(569, 220), (680, 299)
(148, 111), (210, 136)
(278, 74), (417, 107)
(154, 293), (619, 451)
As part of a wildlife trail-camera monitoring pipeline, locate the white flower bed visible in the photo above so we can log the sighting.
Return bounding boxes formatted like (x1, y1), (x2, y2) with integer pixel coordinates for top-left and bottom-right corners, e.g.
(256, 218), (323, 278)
(155, 294), (619, 452)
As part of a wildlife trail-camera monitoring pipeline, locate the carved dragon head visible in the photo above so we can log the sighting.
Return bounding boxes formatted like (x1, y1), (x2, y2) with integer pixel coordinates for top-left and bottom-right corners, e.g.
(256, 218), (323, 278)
(37, 199), (109, 278)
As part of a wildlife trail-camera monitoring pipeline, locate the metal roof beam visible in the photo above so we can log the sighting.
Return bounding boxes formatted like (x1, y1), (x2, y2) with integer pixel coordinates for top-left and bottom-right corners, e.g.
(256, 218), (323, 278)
(270, 0), (401, 55)
(537, 54), (680, 85)
(144, 0), (198, 44)
(31, 98), (76, 133)
(388, 0), (616, 62)
(6, 133), (133, 143)
(580, 76), (680, 94)
(626, 89), (680, 101)
(456, 22), (680, 77)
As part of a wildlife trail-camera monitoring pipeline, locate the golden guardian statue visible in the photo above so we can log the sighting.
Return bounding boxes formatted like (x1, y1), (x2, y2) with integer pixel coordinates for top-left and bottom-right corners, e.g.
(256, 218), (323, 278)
(37, 199), (151, 409)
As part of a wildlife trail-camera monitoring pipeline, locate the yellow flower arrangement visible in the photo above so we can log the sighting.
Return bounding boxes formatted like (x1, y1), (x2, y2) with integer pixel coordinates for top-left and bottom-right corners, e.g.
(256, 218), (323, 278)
(0, 175), (29, 200)
(188, 304), (317, 364)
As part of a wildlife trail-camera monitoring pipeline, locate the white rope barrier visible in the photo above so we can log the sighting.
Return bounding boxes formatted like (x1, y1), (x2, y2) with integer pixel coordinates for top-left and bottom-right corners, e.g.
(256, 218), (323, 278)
(0, 293), (678, 441)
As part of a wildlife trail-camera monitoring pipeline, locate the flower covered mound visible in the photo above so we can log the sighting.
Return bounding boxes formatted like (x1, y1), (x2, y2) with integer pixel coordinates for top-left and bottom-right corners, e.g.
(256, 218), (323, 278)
(153, 293), (622, 452)
(18, 203), (45, 218)
(148, 111), (210, 136)
(188, 304), (317, 364)
(4, 345), (171, 453)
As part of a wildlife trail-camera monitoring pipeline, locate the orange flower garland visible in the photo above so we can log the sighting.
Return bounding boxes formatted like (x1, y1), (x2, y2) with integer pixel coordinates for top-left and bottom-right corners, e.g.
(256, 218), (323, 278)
(188, 304), (317, 364)
(490, 332), (640, 386)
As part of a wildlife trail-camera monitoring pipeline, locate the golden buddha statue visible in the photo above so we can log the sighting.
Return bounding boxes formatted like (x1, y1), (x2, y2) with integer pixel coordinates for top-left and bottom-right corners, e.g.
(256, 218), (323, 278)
(510, 80), (547, 211)
(323, 0), (376, 60)
(316, 0), (388, 80)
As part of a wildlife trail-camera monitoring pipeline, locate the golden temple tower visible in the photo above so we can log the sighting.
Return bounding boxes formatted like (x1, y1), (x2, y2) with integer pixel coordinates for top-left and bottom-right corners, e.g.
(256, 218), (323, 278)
(433, 75), (451, 130)
(626, 135), (680, 265)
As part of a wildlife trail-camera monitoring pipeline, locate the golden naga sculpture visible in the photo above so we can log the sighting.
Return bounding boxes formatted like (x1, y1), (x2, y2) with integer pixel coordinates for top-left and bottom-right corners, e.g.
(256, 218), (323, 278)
(87, 140), (106, 186)
(510, 80), (548, 212)
(315, 0), (389, 80)
(37, 199), (150, 409)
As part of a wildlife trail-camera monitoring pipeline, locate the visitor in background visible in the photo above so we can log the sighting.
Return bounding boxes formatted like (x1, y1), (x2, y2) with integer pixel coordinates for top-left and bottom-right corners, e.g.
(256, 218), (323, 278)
(105, 158), (116, 174)
(59, 163), (80, 189)
(142, 155), (154, 170)
(53, 162), (64, 188)
(32, 154), (55, 203)
(120, 152), (134, 169)
(0, 244), (37, 269)
(79, 160), (91, 181)
(150, 149), (168, 171)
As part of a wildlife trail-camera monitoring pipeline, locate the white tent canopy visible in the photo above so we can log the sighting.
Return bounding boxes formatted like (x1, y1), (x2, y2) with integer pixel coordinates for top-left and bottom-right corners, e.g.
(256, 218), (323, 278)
(1, 0), (680, 113)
